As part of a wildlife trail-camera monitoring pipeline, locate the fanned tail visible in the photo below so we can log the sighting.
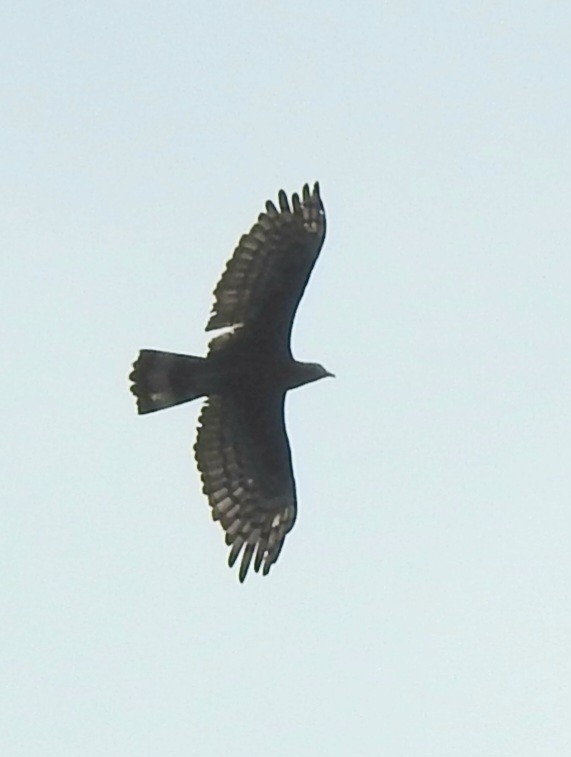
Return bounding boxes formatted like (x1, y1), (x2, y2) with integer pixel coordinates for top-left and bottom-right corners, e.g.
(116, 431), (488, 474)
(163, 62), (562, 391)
(129, 349), (211, 414)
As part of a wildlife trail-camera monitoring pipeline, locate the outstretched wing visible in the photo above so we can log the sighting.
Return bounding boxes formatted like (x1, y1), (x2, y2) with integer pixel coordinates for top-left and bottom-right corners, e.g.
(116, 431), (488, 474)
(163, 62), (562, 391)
(206, 182), (326, 351)
(194, 391), (297, 581)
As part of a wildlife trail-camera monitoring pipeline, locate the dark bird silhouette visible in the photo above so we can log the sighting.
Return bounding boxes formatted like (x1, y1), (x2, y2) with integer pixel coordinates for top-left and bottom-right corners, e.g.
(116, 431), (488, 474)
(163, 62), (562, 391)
(129, 182), (331, 581)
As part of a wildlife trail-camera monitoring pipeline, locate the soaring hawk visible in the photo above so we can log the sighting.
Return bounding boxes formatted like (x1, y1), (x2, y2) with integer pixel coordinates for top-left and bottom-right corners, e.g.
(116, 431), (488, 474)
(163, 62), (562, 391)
(129, 183), (331, 581)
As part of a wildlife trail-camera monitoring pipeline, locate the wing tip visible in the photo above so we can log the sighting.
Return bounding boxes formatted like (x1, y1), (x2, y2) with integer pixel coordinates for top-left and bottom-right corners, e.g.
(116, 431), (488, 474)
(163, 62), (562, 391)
(265, 199), (278, 216)
(273, 181), (321, 217)
(278, 189), (290, 212)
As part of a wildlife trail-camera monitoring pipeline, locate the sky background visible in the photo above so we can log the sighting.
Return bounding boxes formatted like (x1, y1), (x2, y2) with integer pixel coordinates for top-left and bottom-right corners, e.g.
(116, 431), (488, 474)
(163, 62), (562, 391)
(2, 2), (571, 755)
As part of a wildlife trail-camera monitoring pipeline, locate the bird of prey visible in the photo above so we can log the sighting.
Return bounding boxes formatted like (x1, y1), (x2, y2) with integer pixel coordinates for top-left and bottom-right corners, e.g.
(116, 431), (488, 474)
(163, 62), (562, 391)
(129, 182), (332, 581)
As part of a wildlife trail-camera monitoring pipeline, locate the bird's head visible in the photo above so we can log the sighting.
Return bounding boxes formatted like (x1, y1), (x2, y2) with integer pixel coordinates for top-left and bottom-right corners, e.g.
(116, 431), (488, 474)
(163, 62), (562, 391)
(290, 361), (335, 389)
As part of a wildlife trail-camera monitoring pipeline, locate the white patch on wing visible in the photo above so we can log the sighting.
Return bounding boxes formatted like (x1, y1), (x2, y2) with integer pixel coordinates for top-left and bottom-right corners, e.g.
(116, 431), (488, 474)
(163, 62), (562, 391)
(206, 322), (245, 354)
(206, 322), (244, 339)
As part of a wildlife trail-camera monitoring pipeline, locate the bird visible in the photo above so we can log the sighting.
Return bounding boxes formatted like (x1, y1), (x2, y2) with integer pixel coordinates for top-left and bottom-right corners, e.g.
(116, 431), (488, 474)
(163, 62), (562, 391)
(129, 182), (332, 581)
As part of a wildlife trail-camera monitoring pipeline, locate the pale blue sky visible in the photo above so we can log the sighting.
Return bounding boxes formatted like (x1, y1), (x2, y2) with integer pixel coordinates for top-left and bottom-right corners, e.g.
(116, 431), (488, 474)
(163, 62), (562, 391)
(2, 2), (571, 755)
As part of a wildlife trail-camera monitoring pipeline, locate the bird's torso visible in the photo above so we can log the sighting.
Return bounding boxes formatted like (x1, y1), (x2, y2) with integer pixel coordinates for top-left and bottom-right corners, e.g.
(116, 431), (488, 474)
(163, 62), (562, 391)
(208, 333), (304, 396)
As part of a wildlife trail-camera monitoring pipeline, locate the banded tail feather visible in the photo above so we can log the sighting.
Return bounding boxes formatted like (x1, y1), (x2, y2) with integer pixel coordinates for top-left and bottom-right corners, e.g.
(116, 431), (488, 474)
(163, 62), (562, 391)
(129, 349), (212, 414)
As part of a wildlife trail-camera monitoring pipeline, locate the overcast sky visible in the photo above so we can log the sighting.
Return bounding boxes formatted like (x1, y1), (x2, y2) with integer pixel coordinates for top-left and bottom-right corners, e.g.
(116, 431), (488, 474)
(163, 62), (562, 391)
(2, 2), (571, 755)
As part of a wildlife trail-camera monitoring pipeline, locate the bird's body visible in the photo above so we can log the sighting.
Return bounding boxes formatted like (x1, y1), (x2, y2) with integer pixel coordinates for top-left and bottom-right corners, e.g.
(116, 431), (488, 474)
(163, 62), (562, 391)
(130, 183), (331, 581)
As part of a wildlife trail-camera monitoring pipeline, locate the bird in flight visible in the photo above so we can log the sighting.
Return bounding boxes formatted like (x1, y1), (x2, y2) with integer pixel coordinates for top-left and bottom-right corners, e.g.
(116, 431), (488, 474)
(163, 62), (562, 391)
(129, 182), (332, 581)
